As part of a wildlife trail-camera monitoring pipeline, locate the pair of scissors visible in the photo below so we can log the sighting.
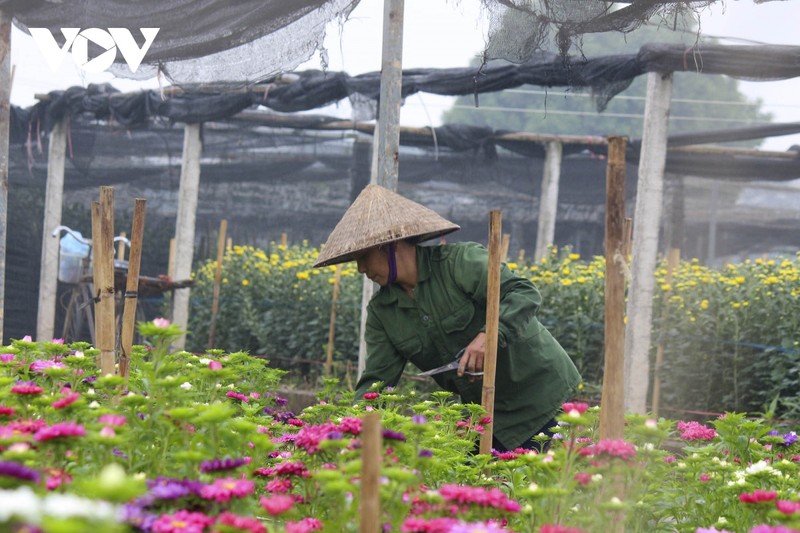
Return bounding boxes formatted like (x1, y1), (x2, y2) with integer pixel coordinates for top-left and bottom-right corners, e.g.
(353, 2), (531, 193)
(418, 348), (484, 377)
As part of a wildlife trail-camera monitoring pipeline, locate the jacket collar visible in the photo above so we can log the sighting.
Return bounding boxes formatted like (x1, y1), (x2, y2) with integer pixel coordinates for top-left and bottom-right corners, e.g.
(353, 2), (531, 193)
(373, 246), (430, 308)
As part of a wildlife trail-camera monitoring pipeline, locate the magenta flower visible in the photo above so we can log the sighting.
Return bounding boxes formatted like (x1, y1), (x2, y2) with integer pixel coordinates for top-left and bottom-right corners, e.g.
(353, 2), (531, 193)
(401, 517), (458, 533)
(0, 405), (16, 416)
(30, 360), (67, 373)
(363, 392), (379, 400)
(574, 472), (592, 485)
(750, 526), (799, 533)
(740, 490), (778, 504)
(226, 391), (250, 403)
(99, 414), (127, 427)
(285, 518), (323, 533)
(33, 421), (86, 441)
(582, 439), (637, 460)
(260, 494), (295, 516)
(0, 460), (40, 483)
(438, 484), (521, 512)
(215, 512), (266, 533)
(776, 500), (800, 515)
(52, 392), (80, 409)
(266, 478), (293, 494)
(540, 525), (587, 533)
(199, 456), (249, 473)
(45, 468), (71, 490)
(152, 317), (171, 328)
(677, 421), (717, 441)
(696, 527), (733, 533)
(271, 461), (310, 477)
(0, 353), (15, 363)
(208, 360), (223, 371)
(51, 338), (65, 344)
(11, 381), (44, 395)
(562, 402), (590, 415)
(199, 477), (254, 503)
(151, 510), (214, 533)
(449, 521), (507, 533)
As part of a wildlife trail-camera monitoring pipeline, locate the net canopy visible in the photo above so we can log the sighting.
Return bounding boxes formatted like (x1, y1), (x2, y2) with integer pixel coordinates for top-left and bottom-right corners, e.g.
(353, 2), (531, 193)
(0, 0), (360, 83)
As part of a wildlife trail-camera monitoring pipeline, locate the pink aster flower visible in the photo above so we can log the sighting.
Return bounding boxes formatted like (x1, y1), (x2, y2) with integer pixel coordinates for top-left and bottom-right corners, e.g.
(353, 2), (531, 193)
(696, 529), (733, 533)
(266, 478), (294, 494)
(45, 468), (72, 491)
(574, 472), (592, 486)
(438, 484), (521, 512)
(21, 335), (33, 342)
(34, 421), (86, 441)
(401, 517), (459, 533)
(152, 317), (171, 328)
(582, 439), (637, 460)
(449, 521), (507, 533)
(363, 392), (379, 400)
(540, 525), (587, 533)
(208, 360), (223, 371)
(562, 402), (589, 415)
(199, 477), (254, 503)
(0, 353), (15, 363)
(52, 392), (80, 409)
(677, 421), (717, 441)
(749, 526), (799, 533)
(99, 414), (127, 427)
(11, 381), (43, 395)
(776, 500), (800, 515)
(51, 338), (65, 344)
(739, 490), (778, 504)
(272, 461), (310, 477)
(30, 360), (67, 373)
(226, 391), (250, 403)
(0, 405), (16, 416)
(215, 512), (266, 533)
(285, 518), (323, 533)
(100, 426), (116, 438)
(151, 509), (215, 533)
(338, 417), (362, 435)
(260, 494), (295, 516)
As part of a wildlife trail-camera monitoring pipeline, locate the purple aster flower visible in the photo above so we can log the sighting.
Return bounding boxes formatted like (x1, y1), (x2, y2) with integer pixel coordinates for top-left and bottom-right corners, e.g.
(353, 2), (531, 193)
(782, 431), (799, 446)
(412, 415), (427, 424)
(418, 449), (434, 458)
(326, 431), (344, 440)
(0, 353), (14, 363)
(149, 482), (193, 500)
(0, 460), (41, 483)
(112, 447), (129, 459)
(199, 456), (249, 473)
(82, 376), (97, 384)
(382, 429), (406, 442)
(768, 430), (780, 436)
(120, 502), (158, 531)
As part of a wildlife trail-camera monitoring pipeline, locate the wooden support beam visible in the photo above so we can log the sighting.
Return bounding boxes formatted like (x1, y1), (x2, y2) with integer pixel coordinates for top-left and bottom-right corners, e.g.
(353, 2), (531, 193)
(479, 210), (502, 455)
(534, 141), (563, 263)
(600, 136), (628, 441)
(375, 0), (404, 192)
(172, 123), (202, 349)
(625, 72), (673, 414)
(36, 118), (66, 341)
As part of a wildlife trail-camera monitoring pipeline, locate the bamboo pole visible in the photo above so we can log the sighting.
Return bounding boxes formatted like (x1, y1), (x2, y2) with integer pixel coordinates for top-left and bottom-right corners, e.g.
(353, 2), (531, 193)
(36, 118), (67, 342)
(94, 188), (116, 375)
(325, 266), (342, 377)
(119, 199), (146, 378)
(117, 231), (127, 260)
(0, 10), (11, 341)
(168, 238), (176, 279)
(651, 247), (680, 417)
(599, 136), (628, 441)
(500, 233), (510, 262)
(91, 202), (101, 347)
(360, 411), (382, 533)
(479, 210), (502, 455)
(208, 219), (228, 349)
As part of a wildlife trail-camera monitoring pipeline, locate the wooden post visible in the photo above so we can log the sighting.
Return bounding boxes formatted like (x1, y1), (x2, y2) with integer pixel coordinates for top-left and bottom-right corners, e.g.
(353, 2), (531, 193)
(651, 247), (680, 417)
(624, 72), (673, 414)
(208, 219), (228, 348)
(500, 233), (510, 262)
(534, 141), (563, 263)
(36, 118), (67, 342)
(167, 238), (176, 279)
(360, 411), (382, 533)
(0, 10), (11, 341)
(119, 199), (146, 378)
(226, 237), (232, 251)
(172, 123), (202, 350)
(117, 231), (127, 260)
(325, 266), (342, 376)
(93, 188), (116, 375)
(623, 217), (633, 261)
(479, 210), (502, 455)
(280, 232), (287, 247)
(375, 0), (404, 192)
(599, 136), (627, 441)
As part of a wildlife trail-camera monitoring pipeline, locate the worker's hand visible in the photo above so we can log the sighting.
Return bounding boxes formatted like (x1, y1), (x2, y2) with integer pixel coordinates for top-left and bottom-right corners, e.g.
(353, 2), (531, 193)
(458, 332), (486, 379)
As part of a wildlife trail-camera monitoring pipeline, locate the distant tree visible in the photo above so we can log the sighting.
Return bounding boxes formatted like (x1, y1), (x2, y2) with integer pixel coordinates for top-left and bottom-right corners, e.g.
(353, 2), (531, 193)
(442, 19), (772, 146)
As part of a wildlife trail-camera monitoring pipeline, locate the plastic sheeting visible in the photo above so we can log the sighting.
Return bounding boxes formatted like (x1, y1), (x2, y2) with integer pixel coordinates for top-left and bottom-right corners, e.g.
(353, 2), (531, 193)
(1, 0), (360, 83)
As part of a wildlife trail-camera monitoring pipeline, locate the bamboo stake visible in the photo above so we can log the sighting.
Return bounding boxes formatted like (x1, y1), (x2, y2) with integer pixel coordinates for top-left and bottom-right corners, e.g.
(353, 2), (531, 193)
(95, 187), (116, 375)
(599, 136), (627, 441)
(479, 210), (502, 455)
(500, 233), (510, 262)
(325, 266), (342, 377)
(119, 200), (146, 379)
(91, 202), (102, 348)
(117, 231), (127, 260)
(208, 219), (228, 348)
(226, 237), (232, 251)
(168, 238), (176, 279)
(360, 411), (382, 533)
(280, 232), (287, 247)
(651, 247), (680, 417)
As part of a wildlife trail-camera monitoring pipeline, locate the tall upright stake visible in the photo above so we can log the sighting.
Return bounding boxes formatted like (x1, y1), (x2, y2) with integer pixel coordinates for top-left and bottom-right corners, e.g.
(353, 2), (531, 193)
(0, 10), (11, 341)
(360, 411), (382, 533)
(376, 0), (404, 192)
(120, 199), (146, 378)
(94, 187), (116, 375)
(325, 266), (342, 376)
(479, 210), (502, 455)
(208, 219), (228, 348)
(651, 247), (680, 417)
(600, 136), (627, 441)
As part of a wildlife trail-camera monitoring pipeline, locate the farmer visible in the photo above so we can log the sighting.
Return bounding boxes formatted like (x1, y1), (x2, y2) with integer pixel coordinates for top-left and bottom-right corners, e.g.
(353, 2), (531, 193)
(313, 184), (581, 452)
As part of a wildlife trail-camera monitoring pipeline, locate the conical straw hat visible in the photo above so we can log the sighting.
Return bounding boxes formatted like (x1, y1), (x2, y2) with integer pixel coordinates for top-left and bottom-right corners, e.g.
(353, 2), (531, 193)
(313, 184), (460, 267)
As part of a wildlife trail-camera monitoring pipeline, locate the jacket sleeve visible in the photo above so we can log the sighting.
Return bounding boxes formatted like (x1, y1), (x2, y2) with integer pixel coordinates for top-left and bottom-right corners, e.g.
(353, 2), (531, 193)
(353, 306), (408, 399)
(451, 242), (543, 347)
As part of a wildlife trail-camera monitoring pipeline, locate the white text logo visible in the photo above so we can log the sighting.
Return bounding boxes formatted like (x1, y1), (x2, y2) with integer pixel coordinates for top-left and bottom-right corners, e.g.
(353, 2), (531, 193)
(29, 28), (160, 74)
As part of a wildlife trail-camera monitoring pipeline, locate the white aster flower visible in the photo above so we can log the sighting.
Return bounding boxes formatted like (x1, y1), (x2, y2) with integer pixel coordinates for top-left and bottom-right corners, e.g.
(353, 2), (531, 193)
(180, 382), (192, 390)
(0, 486), (41, 523)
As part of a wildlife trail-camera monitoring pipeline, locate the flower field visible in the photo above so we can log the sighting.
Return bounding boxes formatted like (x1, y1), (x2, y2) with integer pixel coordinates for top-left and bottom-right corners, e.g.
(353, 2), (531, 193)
(3, 325), (800, 532)
(187, 243), (800, 419)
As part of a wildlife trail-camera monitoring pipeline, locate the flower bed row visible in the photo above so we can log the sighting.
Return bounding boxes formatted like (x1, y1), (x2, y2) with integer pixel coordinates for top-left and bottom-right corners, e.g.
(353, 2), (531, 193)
(2, 324), (800, 531)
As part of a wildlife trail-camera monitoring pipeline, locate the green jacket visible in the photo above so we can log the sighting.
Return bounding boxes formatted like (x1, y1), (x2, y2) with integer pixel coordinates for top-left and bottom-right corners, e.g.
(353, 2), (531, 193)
(355, 241), (581, 450)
